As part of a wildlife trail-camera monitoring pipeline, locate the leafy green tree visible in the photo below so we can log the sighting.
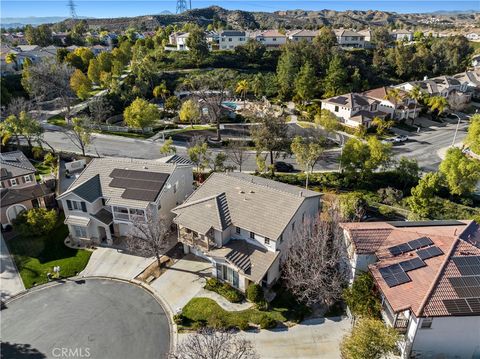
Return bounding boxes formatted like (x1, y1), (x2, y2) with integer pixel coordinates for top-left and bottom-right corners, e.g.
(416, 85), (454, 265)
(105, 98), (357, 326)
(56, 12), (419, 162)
(235, 79), (249, 108)
(56, 48), (69, 63)
(123, 97), (159, 131)
(165, 96), (180, 113)
(313, 27), (338, 71)
(24, 24), (52, 46)
(291, 135), (325, 188)
(465, 114), (480, 154)
(160, 137), (176, 155)
(179, 99), (200, 128)
(5, 53), (18, 71)
(439, 147), (480, 196)
(323, 54), (348, 98)
(251, 115), (289, 168)
(384, 88), (403, 106)
(70, 69), (92, 100)
(187, 141), (209, 172)
(294, 62), (317, 104)
(185, 25), (209, 65)
(408, 172), (442, 219)
(340, 318), (399, 359)
(339, 192), (367, 221)
(314, 109), (339, 133)
(372, 117), (395, 136)
(235, 39), (266, 62)
(153, 82), (169, 102)
(394, 157), (420, 192)
(251, 73), (265, 99)
(276, 44), (302, 99)
(13, 208), (58, 236)
(0, 114), (22, 148)
(427, 96), (449, 119)
(343, 272), (381, 319)
(97, 51), (113, 72)
(87, 58), (101, 84)
(17, 111), (43, 152)
(407, 86), (424, 124)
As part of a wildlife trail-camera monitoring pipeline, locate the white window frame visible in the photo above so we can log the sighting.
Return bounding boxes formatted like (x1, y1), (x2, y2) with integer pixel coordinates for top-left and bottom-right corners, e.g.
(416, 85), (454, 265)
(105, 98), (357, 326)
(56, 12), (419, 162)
(420, 317), (433, 329)
(24, 175), (32, 183)
(264, 237), (270, 245)
(73, 225), (87, 238)
(10, 178), (18, 186)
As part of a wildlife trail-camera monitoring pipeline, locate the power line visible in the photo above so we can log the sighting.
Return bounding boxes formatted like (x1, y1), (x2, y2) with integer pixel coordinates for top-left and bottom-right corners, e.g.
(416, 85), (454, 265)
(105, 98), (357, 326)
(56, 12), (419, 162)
(176, 0), (191, 14)
(68, 0), (78, 19)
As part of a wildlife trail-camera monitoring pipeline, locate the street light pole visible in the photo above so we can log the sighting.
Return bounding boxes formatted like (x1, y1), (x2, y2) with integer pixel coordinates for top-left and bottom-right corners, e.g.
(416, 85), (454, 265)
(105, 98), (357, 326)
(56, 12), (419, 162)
(451, 113), (461, 147)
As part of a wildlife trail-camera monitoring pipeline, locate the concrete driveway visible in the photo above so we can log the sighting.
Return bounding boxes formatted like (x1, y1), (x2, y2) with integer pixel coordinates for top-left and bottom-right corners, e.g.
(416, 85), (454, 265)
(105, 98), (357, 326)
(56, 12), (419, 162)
(242, 317), (351, 359)
(79, 247), (154, 280)
(0, 234), (25, 300)
(150, 254), (212, 313)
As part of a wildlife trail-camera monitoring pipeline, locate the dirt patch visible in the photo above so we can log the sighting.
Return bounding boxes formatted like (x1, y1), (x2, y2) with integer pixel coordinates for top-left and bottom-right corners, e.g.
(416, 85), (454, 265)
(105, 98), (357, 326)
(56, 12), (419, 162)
(135, 243), (185, 283)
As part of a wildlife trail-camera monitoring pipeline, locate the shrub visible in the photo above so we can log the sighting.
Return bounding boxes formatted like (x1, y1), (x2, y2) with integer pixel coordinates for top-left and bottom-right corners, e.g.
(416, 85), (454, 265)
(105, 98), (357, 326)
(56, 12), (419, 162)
(246, 283), (264, 304)
(13, 208), (58, 236)
(208, 312), (228, 329)
(378, 205), (396, 219)
(204, 278), (244, 303)
(237, 318), (250, 331)
(258, 314), (277, 329)
(173, 314), (184, 325)
(191, 320), (206, 331)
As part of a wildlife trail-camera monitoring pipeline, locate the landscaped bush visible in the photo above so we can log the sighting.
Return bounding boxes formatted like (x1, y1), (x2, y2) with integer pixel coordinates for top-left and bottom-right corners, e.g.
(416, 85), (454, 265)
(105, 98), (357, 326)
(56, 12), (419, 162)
(204, 278), (244, 303)
(173, 313), (184, 325)
(13, 208), (58, 236)
(246, 283), (264, 304)
(378, 205), (397, 219)
(258, 314), (277, 329)
(208, 312), (229, 329)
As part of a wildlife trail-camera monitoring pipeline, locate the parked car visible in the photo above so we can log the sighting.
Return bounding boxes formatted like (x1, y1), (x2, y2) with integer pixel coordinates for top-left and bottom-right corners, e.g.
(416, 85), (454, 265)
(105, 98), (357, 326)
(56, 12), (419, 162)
(382, 138), (395, 144)
(274, 161), (295, 172)
(395, 135), (409, 142)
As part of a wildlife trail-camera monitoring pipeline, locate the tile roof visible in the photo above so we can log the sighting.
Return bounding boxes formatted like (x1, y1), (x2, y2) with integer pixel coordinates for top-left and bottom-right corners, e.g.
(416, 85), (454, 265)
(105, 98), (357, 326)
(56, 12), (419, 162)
(322, 93), (371, 109)
(159, 154), (194, 165)
(173, 173), (320, 240)
(58, 157), (180, 208)
(0, 151), (36, 180)
(207, 239), (279, 283)
(346, 220), (480, 317)
(92, 208), (113, 225)
(0, 183), (53, 207)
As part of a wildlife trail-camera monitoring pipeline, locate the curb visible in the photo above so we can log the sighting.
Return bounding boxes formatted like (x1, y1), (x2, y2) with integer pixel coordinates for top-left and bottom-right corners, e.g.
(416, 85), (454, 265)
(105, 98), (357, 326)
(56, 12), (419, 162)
(3, 275), (177, 354)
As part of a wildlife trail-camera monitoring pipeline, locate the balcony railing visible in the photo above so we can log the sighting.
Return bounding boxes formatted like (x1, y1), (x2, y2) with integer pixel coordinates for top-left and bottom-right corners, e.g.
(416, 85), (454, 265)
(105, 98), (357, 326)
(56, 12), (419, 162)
(394, 318), (409, 334)
(179, 229), (214, 251)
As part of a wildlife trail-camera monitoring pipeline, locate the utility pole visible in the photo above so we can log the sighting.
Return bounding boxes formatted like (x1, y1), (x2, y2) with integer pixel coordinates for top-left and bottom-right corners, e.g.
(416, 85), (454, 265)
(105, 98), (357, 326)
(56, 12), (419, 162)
(176, 0), (191, 14)
(68, 0), (78, 19)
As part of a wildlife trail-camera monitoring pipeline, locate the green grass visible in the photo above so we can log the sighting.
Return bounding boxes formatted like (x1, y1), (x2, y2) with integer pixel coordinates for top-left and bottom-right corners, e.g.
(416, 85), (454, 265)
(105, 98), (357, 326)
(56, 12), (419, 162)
(167, 125), (214, 136)
(33, 162), (52, 181)
(470, 41), (480, 51)
(47, 115), (67, 127)
(7, 220), (92, 288)
(296, 121), (316, 129)
(95, 130), (153, 139)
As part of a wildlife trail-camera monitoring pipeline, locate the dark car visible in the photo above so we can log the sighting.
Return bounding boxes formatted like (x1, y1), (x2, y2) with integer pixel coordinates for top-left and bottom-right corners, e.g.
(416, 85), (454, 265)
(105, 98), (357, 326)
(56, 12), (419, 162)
(274, 161), (295, 172)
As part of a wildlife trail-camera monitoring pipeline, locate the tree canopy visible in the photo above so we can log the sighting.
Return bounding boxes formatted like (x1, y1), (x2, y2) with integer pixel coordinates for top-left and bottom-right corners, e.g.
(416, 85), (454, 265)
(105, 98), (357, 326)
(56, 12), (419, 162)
(123, 97), (160, 130)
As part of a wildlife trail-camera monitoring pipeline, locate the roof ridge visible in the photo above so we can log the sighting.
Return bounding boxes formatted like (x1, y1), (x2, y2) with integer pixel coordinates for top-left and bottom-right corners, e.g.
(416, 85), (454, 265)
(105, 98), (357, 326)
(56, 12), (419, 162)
(417, 236), (459, 317)
(173, 192), (223, 211)
(0, 152), (35, 173)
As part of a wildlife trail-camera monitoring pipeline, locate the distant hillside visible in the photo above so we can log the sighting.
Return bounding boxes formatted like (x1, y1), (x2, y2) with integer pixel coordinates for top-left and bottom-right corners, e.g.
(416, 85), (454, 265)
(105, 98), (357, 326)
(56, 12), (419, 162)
(54, 6), (480, 32)
(1, 16), (89, 28)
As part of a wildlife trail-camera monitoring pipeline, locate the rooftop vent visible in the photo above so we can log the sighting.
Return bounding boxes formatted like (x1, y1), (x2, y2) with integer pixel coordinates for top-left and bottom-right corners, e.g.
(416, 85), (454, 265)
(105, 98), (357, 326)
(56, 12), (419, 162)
(239, 190), (245, 194)
(249, 190), (255, 194)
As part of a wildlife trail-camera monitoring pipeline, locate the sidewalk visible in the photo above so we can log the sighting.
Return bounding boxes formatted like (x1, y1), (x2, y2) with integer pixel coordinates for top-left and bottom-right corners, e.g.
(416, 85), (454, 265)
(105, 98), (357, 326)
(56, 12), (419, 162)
(0, 234), (25, 300)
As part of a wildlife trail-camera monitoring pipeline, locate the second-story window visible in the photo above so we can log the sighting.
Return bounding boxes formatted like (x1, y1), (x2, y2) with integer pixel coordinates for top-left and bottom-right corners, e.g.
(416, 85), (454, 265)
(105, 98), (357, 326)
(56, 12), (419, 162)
(279, 234), (283, 243)
(236, 227), (241, 234)
(292, 221), (295, 231)
(334, 106), (339, 112)
(24, 175), (32, 183)
(250, 231), (255, 239)
(264, 237), (270, 245)
(10, 178), (18, 186)
(228, 38), (232, 42)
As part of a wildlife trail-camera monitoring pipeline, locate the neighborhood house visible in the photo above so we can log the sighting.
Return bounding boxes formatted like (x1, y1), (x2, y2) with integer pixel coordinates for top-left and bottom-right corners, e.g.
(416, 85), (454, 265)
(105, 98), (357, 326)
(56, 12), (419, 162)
(172, 172), (321, 292)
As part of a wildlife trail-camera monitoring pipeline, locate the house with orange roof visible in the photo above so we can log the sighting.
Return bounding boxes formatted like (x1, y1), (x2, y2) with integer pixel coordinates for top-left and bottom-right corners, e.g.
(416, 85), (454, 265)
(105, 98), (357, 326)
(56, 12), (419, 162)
(341, 220), (480, 358)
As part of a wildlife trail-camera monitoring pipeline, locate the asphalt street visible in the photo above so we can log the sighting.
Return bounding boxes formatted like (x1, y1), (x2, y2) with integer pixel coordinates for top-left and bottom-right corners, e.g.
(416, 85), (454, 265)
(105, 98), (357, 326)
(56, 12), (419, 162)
(39, 119), (468, 172)
(1, 279), (170, 359)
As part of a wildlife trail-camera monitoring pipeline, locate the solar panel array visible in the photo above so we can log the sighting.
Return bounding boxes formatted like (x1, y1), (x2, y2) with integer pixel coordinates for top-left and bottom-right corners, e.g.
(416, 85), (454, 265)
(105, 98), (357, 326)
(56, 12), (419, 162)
(416, 246), (444, 260)
(379, 264), (411, 287)
(449, 276), (480, 298)
(388, 237), (433, 256)
(452, 256), (480, 276)
(399, 257), (426, 272)
(109, 169), (169, 202)
(442, 298), (480, 315)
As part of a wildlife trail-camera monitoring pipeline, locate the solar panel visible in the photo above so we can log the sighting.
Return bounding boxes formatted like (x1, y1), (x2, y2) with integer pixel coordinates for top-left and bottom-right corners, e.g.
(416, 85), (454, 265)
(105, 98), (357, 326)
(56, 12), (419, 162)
(388, 246), (403, 256)
(399, 257), (426, 272)
(121, 188), (159, 201)
(467, 298), (480, 313)
(417, 246), (444, 260)
(379, 265), (412, 287)
(443, 299), (472, 315)
(388, 237), (434, 256)
(453, 256), (480, 276)
(109, 169), (170, 203)
(449, 276), (480, 298)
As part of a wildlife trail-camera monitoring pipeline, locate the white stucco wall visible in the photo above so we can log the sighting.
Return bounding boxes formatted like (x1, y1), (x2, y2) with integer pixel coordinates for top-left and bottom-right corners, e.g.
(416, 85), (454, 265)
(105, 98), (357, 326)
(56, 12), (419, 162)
(410, 316), (480, 358)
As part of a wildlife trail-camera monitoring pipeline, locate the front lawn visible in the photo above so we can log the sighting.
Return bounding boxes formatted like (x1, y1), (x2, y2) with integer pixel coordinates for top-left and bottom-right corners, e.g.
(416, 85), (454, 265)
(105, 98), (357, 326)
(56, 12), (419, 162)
(33, 161), (52, 181)
(47, 115), (67, 127)
(95, 130), (153, 139)
(6, 219), (92, 288)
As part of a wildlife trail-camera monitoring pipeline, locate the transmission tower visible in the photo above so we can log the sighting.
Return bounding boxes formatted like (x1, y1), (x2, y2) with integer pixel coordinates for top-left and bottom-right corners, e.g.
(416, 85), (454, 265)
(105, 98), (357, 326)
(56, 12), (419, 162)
(176, 0), (191, 14)
(68, 0), (78, 19)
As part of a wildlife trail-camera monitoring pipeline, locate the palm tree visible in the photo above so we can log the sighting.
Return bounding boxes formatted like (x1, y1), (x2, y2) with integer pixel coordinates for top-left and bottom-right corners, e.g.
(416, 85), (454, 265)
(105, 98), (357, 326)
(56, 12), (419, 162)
(5, 53), (18, 71)
(235, 79), (249, 110)
(407, 86), (423, 125)
(427, 96), (449, 120)
(251, 73), (264, 100)
(153, 82), (170, 115)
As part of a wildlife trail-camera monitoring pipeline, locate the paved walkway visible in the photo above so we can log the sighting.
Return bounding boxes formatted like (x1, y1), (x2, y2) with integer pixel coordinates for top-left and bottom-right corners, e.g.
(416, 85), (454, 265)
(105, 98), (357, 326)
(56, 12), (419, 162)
(79, 247), (154, 280)
(242, 317), (351, 358)
(0, 234), (25, 300)
(195, 288), (254, 311)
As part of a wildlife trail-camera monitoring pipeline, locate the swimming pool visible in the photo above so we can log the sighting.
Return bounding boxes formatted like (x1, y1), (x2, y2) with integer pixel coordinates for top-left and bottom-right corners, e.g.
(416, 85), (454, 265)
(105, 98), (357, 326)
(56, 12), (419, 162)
(222, 101), (237, 110)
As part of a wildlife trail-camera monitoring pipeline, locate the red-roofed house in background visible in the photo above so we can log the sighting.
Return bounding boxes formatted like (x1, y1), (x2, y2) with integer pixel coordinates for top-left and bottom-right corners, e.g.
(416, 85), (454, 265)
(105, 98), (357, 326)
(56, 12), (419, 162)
(341, 220), (480, 358)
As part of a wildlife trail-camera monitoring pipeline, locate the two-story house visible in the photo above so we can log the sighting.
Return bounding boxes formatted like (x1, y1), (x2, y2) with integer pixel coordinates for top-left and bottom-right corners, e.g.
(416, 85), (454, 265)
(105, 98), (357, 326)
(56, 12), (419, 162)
(172, 173), (321, 292)
(286, 29), (318, 43)
(252, 30), (287, 47)
(362, 86), (421, 121)
(57, 157), (193, 246)
(219, 31), (247, 50)
(321, 92), (388, 128)
(341, 220), (480, 359)
(334, 29), (365, 48)
(0, 151), (55, 228)
(390, 30), (414, 42)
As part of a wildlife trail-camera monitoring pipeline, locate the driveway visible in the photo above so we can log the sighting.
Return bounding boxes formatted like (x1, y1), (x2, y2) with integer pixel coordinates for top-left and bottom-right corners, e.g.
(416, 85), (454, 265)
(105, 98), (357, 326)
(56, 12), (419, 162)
(79, 247), (154, 280)
(1, 279), (170, 359)
(242, 317), (351, 358)
(0, 234), (25, 300)
(150, 254), (212, 313)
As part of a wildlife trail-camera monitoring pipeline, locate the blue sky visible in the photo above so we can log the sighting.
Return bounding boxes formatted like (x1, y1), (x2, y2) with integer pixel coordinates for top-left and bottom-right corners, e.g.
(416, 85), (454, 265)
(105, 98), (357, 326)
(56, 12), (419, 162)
(1, 1), (478, 18)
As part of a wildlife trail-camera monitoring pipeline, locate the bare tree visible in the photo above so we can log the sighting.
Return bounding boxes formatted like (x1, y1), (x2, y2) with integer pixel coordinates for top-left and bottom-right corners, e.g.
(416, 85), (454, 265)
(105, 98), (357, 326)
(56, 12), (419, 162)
(63, 116), (93, 157)
(126, 211), (171, 269)
(170, 329), (258, 359)
(22, 59), (75, 121)
(282, 203), (349, 307)
(182, 70), (235, 142)
(225, 140), (251, 172)
(88, 96), (113, 124)
(7, 97), (33, 118)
